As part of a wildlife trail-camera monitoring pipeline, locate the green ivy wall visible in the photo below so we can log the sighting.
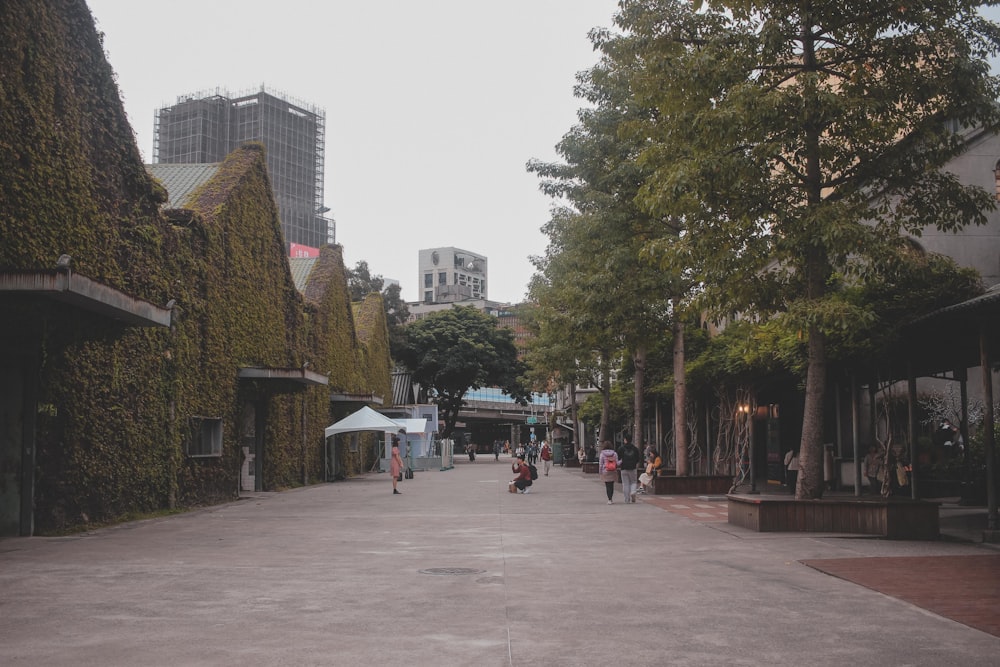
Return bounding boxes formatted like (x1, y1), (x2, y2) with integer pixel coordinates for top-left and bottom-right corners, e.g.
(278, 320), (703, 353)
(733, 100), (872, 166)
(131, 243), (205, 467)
(0, 0), (391, 533)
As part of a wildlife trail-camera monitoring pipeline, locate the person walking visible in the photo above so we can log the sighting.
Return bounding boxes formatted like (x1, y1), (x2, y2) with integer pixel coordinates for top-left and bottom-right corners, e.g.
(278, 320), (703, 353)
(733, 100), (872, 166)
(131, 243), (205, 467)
(390, 437), (405, 495)
(539, 441), (553, 476)
(617, 435), (642, 503)
(599, 440), (619, 504)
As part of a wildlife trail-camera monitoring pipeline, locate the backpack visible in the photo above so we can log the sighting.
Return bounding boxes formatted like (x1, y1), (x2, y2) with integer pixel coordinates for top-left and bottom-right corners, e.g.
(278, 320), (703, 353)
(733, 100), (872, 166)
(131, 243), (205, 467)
(528, 464), (539, 480)
(605, 456), (617, 472)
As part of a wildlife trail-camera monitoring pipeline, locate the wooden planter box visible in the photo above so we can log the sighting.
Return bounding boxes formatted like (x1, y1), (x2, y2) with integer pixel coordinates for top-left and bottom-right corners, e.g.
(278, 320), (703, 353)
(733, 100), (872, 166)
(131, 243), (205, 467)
(581, 462), (599, 474)
(652, 475), (732, 495)
(564, 458), (581, 468)
(727, 495), (940, 540)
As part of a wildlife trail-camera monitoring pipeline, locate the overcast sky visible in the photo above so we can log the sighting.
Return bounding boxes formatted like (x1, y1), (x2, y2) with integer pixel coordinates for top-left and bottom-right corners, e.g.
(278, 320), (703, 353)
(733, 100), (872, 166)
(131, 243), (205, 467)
(86, 0), (622, 304)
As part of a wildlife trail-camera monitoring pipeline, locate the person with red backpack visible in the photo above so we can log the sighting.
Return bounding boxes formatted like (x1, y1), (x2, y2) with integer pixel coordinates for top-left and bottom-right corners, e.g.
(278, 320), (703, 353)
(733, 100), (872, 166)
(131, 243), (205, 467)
(539, 440), (553, 476)
(511, 456), (533, 494)
(598, 440), (619, 504)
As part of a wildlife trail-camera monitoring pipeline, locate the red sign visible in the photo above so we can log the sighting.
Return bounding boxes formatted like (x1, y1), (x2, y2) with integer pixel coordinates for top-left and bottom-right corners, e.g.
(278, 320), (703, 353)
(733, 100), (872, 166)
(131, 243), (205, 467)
(289, 244), (319, 258)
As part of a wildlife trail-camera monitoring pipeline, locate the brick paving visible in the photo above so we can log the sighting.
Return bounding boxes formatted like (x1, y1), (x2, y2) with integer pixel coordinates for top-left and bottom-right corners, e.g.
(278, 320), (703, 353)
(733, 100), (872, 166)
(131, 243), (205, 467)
(802, 555), (1000, 638)
(641, 492), (1000, 639)
(640, 494), (730, 521)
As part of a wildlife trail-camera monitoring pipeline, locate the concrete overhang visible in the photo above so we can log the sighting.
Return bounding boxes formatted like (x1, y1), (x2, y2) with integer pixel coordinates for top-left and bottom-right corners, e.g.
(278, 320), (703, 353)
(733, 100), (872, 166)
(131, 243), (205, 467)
(330, 392), (384, 405)
(0, 268), (172, 328)
(238, 367), (329, 387)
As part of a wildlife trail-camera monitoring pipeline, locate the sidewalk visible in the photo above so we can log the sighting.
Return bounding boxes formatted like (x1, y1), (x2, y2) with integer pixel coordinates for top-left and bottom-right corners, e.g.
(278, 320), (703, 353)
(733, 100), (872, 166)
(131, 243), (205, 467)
(1, 458), (997, 666)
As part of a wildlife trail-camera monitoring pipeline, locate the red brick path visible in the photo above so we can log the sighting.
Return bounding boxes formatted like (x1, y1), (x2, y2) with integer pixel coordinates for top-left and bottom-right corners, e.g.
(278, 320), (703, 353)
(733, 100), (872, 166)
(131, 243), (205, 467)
(643, 495), (1000, 637)
(802, 555), (1000, 637)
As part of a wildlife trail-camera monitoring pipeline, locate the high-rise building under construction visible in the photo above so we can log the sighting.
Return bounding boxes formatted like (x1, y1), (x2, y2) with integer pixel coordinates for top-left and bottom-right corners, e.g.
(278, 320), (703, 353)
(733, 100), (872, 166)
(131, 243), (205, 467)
(153, 87), (333, 251)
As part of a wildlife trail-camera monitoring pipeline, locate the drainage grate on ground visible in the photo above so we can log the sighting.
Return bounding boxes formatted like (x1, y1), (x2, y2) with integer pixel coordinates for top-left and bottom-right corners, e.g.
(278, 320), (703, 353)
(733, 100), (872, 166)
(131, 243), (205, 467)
(418, 567), (486, 576)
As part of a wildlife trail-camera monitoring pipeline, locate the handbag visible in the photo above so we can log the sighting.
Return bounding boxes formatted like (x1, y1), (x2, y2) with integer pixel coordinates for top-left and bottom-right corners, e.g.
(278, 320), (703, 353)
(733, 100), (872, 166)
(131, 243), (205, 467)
(397, 472), (403, 482)
(405, 467), (413, 479)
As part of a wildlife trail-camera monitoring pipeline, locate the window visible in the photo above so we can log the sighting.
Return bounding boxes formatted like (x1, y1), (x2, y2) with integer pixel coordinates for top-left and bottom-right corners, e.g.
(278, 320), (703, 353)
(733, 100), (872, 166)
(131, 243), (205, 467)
(438, 272), (446, 284)
(424, 273), (433, 288)
(187, 416), (223, 457)
(424, 290), (433, 303)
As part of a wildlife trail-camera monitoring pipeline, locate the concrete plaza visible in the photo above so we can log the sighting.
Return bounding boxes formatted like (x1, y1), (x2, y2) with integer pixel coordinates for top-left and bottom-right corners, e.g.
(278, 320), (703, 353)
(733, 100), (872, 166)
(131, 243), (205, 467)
(1, 457), (997, 666)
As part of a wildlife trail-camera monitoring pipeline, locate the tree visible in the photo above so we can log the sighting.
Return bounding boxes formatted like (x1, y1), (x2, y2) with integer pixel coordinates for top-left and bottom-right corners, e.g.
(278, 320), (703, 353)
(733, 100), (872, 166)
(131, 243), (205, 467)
(616, 0), (1000, 497)
(347, 260), (410, 360)
(346, 260), (384, 300)
(397, 306), (530, 438)
(528, 39), (685, 452)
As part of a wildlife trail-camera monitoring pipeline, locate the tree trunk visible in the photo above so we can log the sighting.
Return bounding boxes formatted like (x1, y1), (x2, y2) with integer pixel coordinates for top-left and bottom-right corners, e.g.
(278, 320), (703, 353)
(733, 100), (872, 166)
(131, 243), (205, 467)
(796, 323), (826, 499)
(795, 17), (828, 500)
(598, 353), (611, 443)
(569, 381), (580, 452)
(633, 343), (646, 448)
(673, 318), (689, 475)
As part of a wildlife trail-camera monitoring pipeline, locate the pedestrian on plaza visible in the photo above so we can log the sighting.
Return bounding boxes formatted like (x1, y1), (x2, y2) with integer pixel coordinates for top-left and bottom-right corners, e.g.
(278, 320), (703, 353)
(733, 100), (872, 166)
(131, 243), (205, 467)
(390, 436), (404, 495)
(784, 448), (799, 494)
(638, 449), (661, 494)
(863, 444), (884, 495)
(599, 440), (619, 504)
(617, 434), (642, 503)
(493, 440), (501, 462)
(511, 456), (533, 493)
(540, 440), (553, 476)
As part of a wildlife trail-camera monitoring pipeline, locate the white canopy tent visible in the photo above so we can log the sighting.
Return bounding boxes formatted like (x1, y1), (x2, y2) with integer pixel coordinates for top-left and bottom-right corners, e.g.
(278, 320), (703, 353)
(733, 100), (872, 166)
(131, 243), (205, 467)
(324, 405), (405, 438)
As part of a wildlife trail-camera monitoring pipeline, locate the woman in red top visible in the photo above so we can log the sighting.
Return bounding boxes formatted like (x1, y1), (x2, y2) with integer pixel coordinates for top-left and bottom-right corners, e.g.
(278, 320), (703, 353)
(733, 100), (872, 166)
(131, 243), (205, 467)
(511, 457), (533, 493)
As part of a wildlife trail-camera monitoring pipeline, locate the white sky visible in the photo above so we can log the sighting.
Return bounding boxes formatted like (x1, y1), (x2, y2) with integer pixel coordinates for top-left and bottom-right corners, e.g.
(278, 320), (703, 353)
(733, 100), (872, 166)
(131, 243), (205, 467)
(86, 0), (621, 304)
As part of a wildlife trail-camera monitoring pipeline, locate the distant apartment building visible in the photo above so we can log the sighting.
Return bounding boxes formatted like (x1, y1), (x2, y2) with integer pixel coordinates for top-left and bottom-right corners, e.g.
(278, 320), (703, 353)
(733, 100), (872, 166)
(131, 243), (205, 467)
(153, 87), (333, 251)
(417, 247), (487, 304)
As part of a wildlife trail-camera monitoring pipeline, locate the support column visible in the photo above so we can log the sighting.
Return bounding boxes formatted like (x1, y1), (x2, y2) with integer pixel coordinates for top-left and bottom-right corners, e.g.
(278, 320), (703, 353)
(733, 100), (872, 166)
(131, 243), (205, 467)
(980, 327), (998, 537)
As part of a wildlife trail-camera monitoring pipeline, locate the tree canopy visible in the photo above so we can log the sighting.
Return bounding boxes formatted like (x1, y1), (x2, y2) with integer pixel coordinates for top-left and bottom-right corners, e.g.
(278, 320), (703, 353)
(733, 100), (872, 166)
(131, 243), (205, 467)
(397, 307), (530, 438)
(611, 0), (1000, 497)
(347, 260), (410, 360)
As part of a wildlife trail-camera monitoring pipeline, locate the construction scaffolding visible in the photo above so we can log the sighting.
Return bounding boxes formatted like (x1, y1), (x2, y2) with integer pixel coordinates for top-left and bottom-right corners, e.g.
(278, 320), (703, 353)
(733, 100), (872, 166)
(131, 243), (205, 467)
(154, 86), (333, 250)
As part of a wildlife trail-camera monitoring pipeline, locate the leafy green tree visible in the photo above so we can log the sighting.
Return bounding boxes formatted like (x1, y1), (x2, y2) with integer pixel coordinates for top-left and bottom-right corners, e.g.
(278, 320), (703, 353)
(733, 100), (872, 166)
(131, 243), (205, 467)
(398, 306), (530, 438)
(528, 40), (686, 453)
(616, 0), (1000, 497)
(347, 260), (410, 361)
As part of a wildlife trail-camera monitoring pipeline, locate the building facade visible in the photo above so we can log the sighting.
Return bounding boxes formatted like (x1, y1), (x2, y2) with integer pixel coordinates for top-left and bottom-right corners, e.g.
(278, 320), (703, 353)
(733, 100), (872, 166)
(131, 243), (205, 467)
(154, 87), (333, 251)
(417, 247), (487, 304)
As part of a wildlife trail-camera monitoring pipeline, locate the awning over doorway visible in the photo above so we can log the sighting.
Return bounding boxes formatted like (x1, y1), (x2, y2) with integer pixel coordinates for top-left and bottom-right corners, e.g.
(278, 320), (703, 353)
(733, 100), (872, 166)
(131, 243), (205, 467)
(0, 266), (172, 327)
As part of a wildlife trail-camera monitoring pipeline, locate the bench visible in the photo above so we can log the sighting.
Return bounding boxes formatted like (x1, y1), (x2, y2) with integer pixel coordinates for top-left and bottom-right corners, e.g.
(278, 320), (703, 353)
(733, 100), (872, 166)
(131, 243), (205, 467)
(726, 495), (940, 540)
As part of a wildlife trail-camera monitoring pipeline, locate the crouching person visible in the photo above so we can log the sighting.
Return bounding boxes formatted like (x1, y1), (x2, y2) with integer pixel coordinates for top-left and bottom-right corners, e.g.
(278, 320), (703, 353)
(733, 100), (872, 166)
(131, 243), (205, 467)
(511, 456), (533, 494)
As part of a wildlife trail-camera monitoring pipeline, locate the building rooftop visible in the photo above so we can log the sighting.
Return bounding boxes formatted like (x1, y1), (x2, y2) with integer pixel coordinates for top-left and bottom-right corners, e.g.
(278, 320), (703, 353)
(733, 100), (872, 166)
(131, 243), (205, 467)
(288, 257), (318, 293)
(147, 163), (219, 208)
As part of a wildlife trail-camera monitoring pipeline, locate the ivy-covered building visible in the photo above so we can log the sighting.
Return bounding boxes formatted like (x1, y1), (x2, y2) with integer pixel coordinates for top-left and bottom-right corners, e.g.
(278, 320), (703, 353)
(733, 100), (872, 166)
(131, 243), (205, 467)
(0, 0), (390, 536)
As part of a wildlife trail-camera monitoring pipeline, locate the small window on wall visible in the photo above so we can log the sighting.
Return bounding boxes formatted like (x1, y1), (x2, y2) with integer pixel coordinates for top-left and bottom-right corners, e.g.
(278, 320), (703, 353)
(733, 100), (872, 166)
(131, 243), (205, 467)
(349, 433), (359, 453)
(187, 416), (223, 457)
(994, 160), (1000, 202)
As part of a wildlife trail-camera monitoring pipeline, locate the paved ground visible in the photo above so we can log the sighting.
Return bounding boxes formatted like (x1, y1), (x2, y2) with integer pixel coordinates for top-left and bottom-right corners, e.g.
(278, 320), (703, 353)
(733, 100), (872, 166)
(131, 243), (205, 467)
(1, 458), (998, 666)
